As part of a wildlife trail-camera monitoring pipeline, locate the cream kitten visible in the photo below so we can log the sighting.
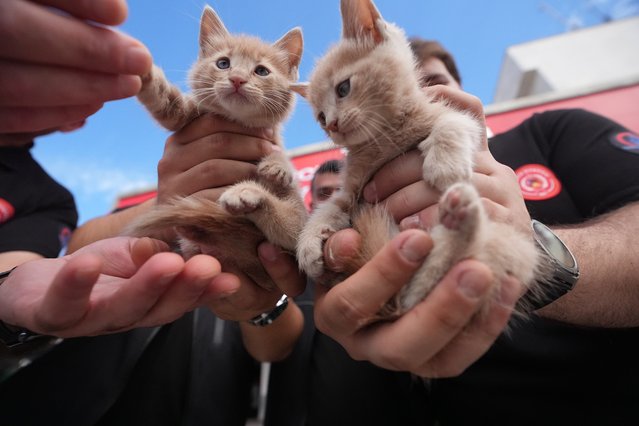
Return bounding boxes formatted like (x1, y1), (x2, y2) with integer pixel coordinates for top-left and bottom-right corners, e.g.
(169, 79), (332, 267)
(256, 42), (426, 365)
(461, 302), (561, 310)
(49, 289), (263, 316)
(126, 5), (308, 291)
(295, 0), (545, 319)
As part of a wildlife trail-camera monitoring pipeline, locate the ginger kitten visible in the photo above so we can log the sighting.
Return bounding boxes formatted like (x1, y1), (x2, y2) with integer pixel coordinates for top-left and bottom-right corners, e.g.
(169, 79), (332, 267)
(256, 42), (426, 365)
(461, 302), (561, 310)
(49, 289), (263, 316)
(126, 5), (308, 291)
(295, 0), (545, 319)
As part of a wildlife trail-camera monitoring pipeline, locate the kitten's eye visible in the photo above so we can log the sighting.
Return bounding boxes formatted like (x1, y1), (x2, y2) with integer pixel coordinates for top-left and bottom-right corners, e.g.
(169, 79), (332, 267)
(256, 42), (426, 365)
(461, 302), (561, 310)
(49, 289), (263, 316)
(216, 58), (230, 69)
(318, 112), (326, 126)
(336, 79), (351, 98)
(254, 65), (270, 76)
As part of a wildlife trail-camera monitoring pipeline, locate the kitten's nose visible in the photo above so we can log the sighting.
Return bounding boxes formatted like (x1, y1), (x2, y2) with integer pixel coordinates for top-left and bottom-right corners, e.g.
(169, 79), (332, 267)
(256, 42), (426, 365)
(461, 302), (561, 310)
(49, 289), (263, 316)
(327, 119), (339, 132)
(229, 76), (247, 89)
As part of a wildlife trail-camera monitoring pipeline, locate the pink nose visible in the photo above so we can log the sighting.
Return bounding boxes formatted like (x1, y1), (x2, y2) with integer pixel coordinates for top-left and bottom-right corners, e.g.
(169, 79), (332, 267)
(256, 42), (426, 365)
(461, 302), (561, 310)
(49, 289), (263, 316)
(327, 120), (339, 132)
(229, 76), (246, 89)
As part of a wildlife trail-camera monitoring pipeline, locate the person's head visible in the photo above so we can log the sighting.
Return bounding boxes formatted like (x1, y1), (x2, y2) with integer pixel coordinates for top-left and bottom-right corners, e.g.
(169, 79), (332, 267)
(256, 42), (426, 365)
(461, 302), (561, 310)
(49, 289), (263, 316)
(409, 38), (462, 90)
(310, 159), (343, 210)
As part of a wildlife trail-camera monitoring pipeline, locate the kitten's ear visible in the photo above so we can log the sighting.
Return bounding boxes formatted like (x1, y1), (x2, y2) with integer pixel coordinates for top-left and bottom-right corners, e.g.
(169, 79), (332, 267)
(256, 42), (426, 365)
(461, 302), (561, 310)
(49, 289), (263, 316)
(340, 0), (383, 44)
(274, 27), (304, 77)
(199, 5), (230, 56)
(289, 82), (309, 99)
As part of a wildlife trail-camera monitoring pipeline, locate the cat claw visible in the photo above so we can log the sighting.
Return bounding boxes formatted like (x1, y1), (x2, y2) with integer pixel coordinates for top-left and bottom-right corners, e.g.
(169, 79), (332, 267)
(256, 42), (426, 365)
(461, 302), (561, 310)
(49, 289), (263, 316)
(258, 161), (293, 187)
(219, 186), (264, 214)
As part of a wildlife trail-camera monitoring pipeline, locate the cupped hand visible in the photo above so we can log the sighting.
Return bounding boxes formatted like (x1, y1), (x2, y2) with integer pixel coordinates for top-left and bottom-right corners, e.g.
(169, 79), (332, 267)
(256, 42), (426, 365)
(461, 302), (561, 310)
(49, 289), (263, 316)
(0, 236), (238, 337)
(316, 229), (521, 377)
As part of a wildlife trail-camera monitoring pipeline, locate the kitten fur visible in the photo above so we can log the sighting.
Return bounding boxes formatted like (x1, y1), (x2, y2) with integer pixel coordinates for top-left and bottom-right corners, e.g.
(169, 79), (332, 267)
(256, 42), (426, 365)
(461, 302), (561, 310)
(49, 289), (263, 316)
(295, 0), (549, 319)
(126, 5), (308, 291)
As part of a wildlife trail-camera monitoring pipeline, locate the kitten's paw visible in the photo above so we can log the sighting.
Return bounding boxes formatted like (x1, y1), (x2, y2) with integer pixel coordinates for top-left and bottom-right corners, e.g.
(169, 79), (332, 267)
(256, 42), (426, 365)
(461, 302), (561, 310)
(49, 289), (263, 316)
(258, 160), (293, 188)
(297, 228), (335, 279)
(219, 186), (264, 214)
(439, 183), (480, 232)
(424, 163), (472, 192)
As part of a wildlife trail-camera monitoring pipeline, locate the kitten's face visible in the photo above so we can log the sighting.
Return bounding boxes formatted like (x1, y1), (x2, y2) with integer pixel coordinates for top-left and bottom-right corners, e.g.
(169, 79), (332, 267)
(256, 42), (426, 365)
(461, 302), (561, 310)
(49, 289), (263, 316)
(189, 6), (303, 128)
(307, 0), (421, 148)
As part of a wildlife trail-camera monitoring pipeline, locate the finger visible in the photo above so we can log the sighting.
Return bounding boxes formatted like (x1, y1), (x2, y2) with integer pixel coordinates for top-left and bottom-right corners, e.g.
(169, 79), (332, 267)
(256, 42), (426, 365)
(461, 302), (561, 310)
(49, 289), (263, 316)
(353, 260), (494, 371)
(0, 0), (151, 75)
(380, 180), (440, 223)
(207, 272), (278, 321)
(259, 242), (306, 297)
(159, 159), (258, 200)
(323, 229), (362, 272)
(362, 150), (423, 202)
(31, 0), (128, 26)
(418, 275), (520, 378)
(35, 254), (102, 332)
(399, 204), (439, 231)
(314, 230), (433, 337)
(130, 237), (170, 268)
(139, 254), (223, 326)
(87, 252), (185, 332)
(0, 61), (142, 107)
(171, 113), (275, 145)
(0, 104), (103, 133)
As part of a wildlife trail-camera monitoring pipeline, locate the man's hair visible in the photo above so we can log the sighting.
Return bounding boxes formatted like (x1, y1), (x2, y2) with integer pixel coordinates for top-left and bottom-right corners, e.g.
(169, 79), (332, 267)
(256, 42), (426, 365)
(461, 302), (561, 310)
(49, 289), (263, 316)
(311, 158), (344, 192)
(408, 37), (462, 86)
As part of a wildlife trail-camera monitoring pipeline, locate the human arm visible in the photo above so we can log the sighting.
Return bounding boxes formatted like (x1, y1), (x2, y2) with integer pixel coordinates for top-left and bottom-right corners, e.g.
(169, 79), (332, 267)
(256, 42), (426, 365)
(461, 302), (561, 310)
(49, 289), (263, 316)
(0, 0), (152, 133)
(0, 236), (238, 338)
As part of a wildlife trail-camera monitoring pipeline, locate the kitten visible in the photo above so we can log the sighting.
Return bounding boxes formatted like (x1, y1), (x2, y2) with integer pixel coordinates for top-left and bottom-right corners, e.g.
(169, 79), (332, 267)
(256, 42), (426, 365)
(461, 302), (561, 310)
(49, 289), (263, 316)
(126, 5), (308, 291)
(295, 0), (545, 319)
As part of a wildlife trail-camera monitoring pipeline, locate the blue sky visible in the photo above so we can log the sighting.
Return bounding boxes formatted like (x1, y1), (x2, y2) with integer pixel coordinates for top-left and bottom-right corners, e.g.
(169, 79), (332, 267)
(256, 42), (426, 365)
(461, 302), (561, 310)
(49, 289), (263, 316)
(31, 0), (639, 225)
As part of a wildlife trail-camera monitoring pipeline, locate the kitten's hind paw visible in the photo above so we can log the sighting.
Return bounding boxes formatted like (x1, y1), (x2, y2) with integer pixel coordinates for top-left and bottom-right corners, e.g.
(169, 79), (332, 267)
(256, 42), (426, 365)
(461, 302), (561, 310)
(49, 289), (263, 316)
(219, 186), (264, 215)
(439, 182), (481, 232)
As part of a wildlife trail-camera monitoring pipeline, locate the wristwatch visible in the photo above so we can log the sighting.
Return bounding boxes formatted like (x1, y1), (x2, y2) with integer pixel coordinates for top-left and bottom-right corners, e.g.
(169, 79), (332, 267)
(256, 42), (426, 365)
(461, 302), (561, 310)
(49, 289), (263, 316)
(248, 294), (289, 327)
(521, 220), (580, 311)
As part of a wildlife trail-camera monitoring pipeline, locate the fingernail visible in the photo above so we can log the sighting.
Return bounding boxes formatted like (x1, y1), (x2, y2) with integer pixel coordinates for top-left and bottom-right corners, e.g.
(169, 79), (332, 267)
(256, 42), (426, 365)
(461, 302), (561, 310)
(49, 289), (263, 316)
(458, 270), (490, 299)
(400, 215), (422, 230)
(259, 243), (279, 262)
(363, 181), (377, 202)
(398, 232), (430, 263)
(263, 127), (275, 140)
(125, 46), (152, 75)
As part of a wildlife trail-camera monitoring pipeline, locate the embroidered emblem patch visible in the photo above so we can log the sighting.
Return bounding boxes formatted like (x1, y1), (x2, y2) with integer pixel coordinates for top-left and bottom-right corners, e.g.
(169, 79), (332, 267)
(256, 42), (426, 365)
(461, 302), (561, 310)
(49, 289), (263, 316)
(0, 198), (15, 224)
(515, 164), (561, 201)
(609, 131), (639, 154)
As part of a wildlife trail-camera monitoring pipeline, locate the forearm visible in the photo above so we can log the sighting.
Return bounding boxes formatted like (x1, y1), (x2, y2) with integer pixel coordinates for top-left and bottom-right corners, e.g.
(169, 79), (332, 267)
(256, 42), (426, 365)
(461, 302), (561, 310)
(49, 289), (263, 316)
(66, 199), (155, 253)
(538, 202), (639, 327)
(239, 300), (303, 362)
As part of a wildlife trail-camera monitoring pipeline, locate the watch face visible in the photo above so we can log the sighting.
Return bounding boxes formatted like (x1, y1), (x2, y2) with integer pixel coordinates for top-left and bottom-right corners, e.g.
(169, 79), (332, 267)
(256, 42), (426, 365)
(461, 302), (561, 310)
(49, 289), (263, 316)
(532, 220), (576, 269)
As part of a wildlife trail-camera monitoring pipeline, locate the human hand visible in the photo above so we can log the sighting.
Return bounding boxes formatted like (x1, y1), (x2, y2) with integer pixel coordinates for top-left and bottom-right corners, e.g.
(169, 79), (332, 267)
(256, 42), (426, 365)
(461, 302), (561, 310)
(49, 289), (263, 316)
(156, 113), (277, 205)
(0, 236), (238, 338)
(0, 0), (152, 133)
(204, 242), (306, 321)
(362, 86), (531, 235)
(316, 229), (521, 377)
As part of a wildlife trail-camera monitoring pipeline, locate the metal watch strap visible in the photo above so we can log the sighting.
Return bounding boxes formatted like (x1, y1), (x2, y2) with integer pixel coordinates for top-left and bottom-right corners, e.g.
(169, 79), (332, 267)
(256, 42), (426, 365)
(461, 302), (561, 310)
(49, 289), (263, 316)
(248, 294), (289, 327)
(0, 268), (44, 348)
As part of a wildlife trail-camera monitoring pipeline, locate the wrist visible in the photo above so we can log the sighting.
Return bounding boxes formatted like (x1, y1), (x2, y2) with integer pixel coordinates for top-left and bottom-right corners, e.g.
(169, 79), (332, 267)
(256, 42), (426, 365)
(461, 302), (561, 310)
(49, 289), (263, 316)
(0, 268), (46, 348)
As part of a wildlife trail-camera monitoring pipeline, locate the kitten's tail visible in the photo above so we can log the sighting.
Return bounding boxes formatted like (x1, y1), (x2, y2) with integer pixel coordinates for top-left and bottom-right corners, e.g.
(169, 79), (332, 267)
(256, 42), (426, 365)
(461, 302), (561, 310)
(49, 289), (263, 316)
(347, 204), (398, 274)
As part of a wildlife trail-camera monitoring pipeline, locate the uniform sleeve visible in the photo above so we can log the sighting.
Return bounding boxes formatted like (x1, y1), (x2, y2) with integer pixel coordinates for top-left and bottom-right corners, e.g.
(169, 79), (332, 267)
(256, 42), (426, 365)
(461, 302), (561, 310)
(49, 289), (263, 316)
(533, 109), (639, 217)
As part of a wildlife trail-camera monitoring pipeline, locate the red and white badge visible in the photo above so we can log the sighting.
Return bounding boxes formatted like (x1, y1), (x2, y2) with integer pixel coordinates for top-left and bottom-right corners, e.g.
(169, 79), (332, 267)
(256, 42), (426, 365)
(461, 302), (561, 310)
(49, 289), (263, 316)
(0, 198), (15, 224)
(515, 164), (561, 201)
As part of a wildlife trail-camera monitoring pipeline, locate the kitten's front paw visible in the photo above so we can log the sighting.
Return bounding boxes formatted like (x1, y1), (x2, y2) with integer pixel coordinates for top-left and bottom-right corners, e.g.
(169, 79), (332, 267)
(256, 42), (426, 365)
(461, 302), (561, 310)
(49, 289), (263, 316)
(424, 163), (472, 192)
(439, 183), (480, 232)
(219, 186), (264, 214)
(297, 227), (335, 279)
(258, 159), (293, 188)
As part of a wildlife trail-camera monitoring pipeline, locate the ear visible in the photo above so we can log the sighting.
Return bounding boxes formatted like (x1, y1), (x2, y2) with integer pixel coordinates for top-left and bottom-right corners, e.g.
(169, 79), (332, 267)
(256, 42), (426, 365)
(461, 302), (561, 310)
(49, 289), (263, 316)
(274, 27), (304, 76)
(340, 0), (384, 44)
(199, 5), (230, 56)
(289, 82), (309, 99)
